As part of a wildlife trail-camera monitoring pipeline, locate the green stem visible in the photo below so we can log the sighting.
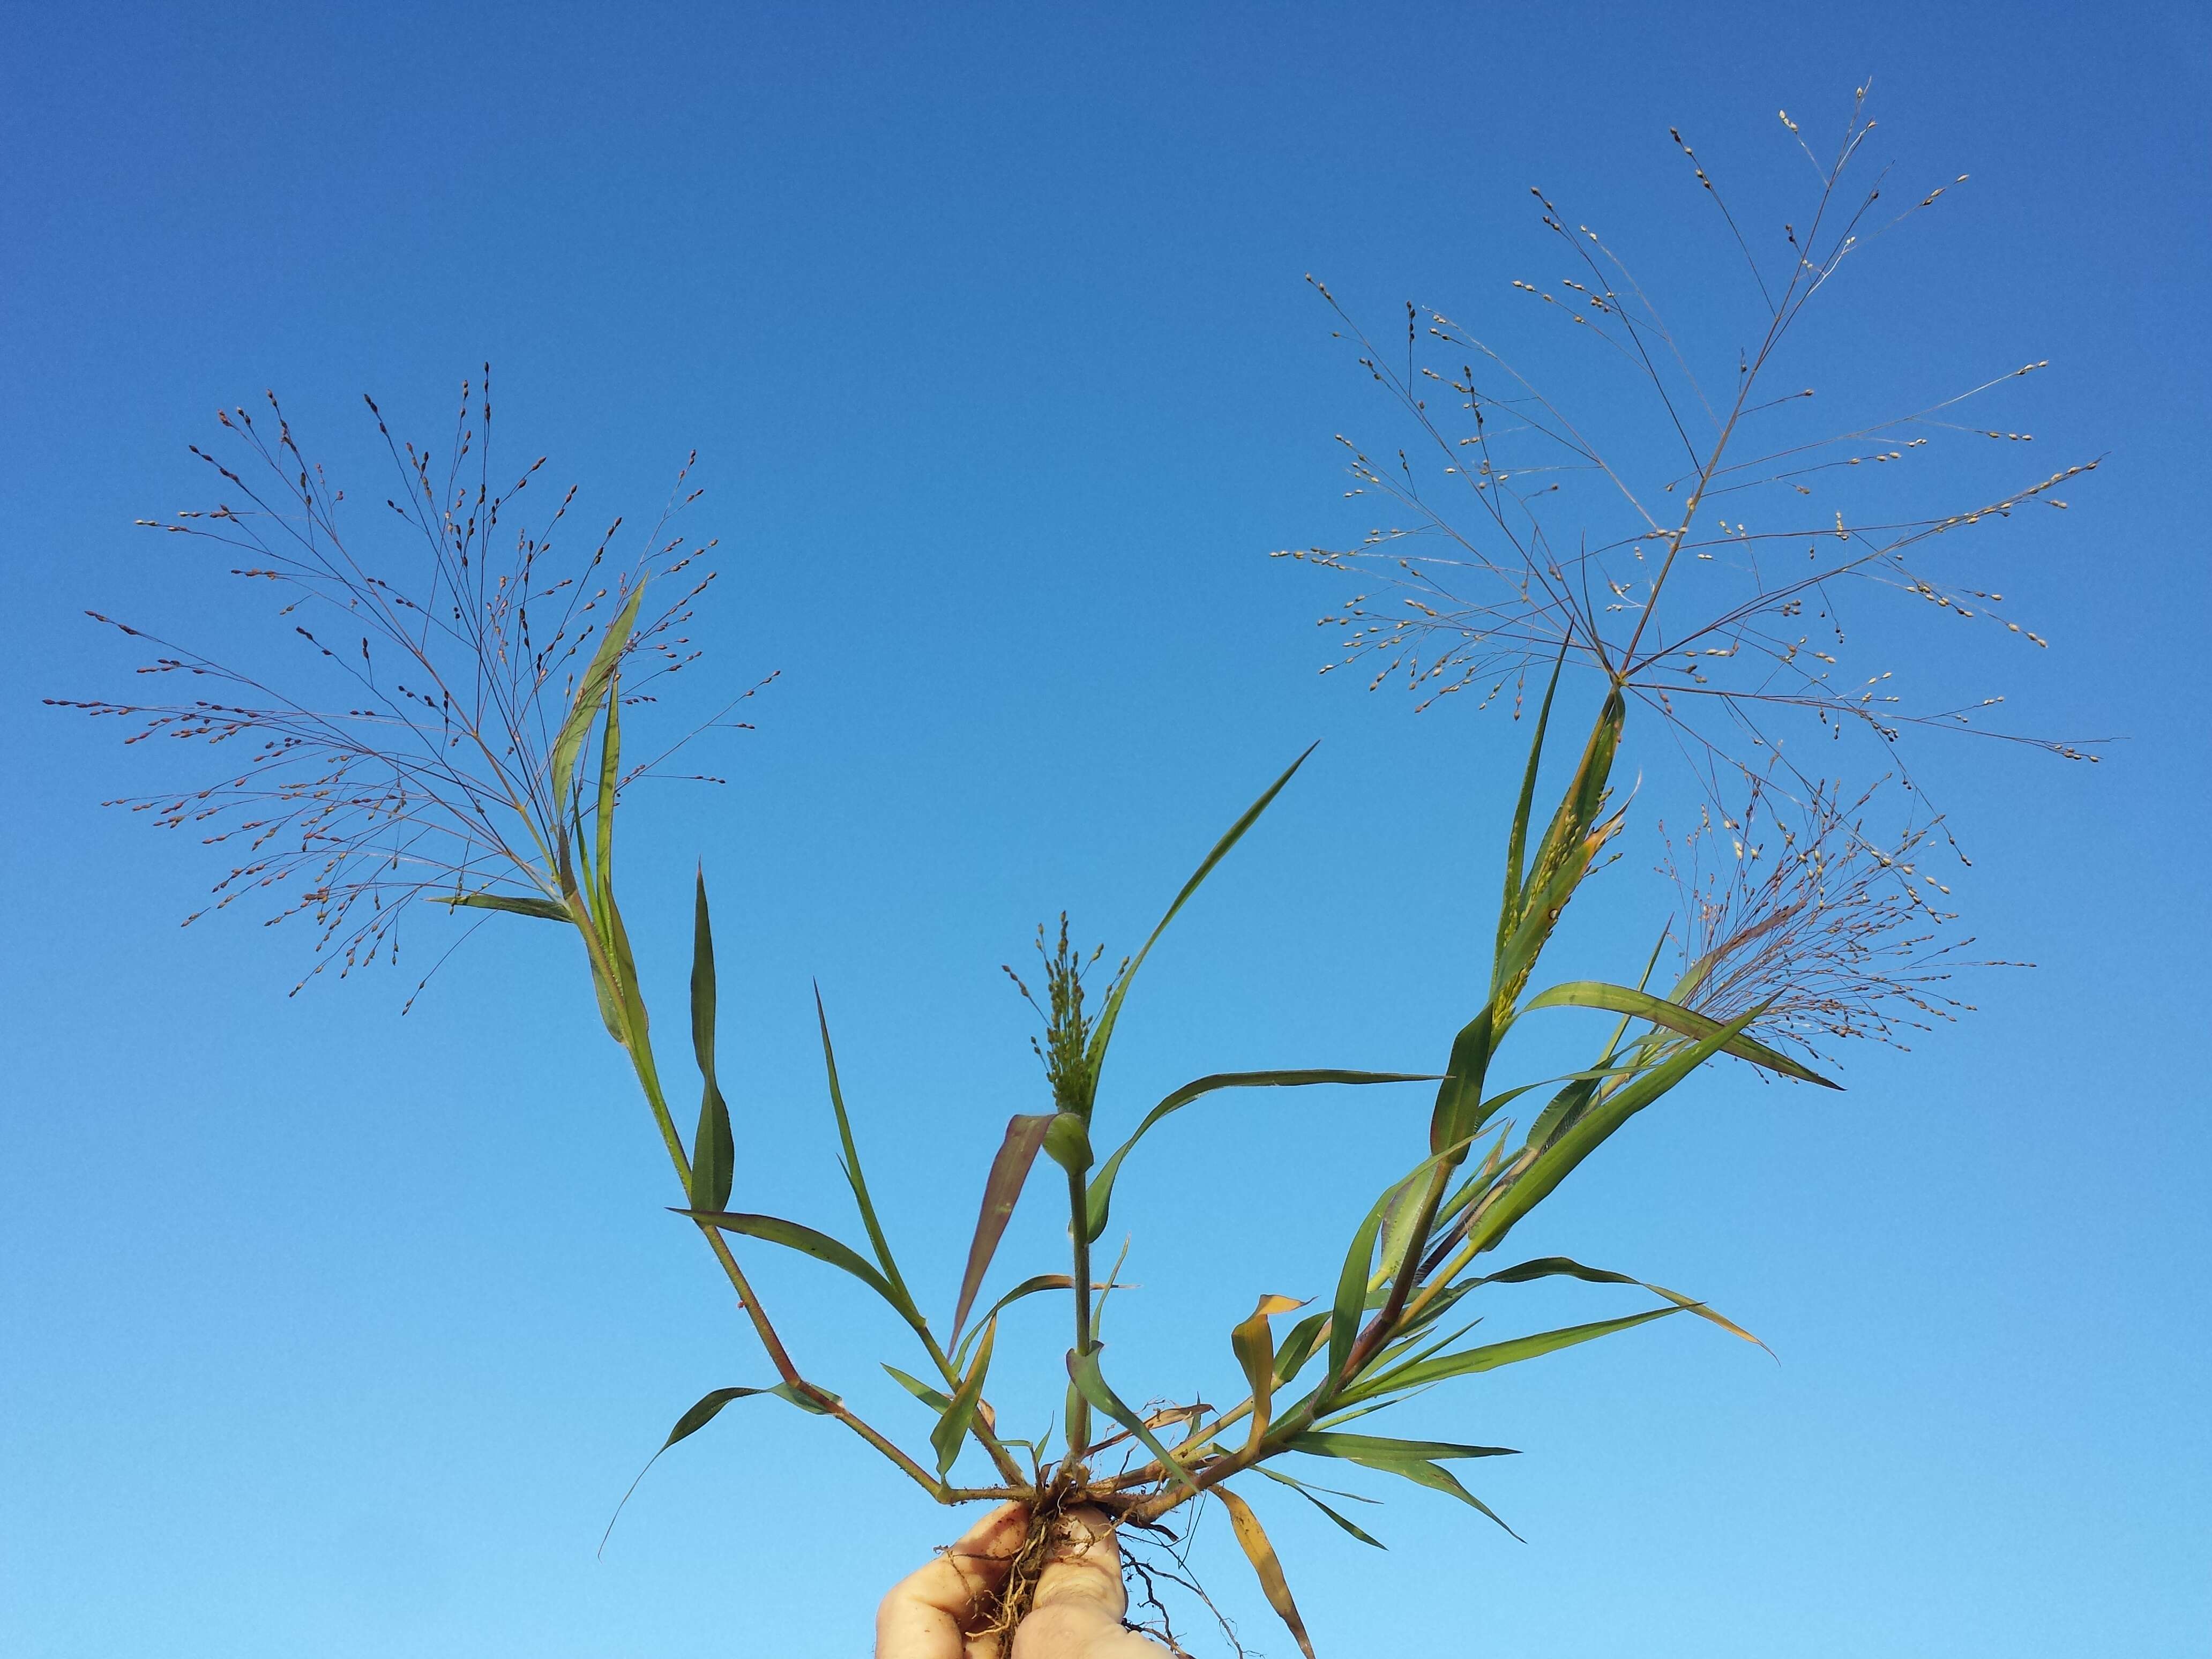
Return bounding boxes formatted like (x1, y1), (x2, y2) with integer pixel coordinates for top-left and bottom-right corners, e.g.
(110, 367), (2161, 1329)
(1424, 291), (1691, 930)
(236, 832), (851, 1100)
(573, 895), (949, 1503)
(1067, 1162), (1094, 1458)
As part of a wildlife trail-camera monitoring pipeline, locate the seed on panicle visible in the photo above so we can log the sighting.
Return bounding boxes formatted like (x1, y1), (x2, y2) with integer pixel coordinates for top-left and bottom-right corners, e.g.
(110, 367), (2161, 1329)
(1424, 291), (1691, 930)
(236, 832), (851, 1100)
(70, 369), (758, 1007)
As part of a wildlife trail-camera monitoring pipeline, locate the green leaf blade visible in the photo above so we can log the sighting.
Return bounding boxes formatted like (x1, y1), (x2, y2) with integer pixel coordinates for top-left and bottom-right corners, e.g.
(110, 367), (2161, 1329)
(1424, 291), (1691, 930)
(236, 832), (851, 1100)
(951, 1114), (1055, 1340)
(688, 872), (735, 1213)
(1217, 1488), (1318, 1659)
(1067, 1346), (1196, 1493)
(1524, 980), (1837, 1087)
(1083, 745), (1318, 1086)
(680, 1208), (920, 1332)
(931, 1317), (998, 1477)
(809, 987), (919, 1325)
(1086, 1070), (1431, 1243)
(551, 584), (645, 820)
(446, 891), (571, 922)
(1338, 1307), (1678, 1403)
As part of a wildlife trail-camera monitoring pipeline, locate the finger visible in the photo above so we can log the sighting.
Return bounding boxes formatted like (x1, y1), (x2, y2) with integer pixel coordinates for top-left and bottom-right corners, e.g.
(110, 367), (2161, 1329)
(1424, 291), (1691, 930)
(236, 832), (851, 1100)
(1013, 1507), (1161, 1656)
(1028, 1506), (1127, 1620)
(876, 1503), (1028, 1659)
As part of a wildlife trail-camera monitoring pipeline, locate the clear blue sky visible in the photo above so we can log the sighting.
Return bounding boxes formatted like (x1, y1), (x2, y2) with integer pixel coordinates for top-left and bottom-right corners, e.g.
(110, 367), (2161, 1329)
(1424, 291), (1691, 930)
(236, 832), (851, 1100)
(5, 4), (2207, 1656)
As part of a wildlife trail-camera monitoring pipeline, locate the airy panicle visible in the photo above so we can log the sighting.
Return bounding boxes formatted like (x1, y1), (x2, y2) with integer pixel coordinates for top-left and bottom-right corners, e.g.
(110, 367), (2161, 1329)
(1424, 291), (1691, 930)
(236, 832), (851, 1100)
(48, 370), (766, 997)
(1280, 86), (2102, 821)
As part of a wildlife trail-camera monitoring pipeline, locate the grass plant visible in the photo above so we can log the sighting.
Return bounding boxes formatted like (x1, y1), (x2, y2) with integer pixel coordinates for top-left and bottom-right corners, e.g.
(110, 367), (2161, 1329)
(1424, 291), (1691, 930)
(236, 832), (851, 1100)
(56, 88), (2092, 1655)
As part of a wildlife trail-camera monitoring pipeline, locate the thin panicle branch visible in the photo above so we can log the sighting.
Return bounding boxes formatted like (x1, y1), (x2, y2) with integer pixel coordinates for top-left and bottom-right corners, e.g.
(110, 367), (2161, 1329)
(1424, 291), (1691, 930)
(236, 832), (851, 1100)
(49, 370), (765, 999)
(1278, 90), (2103, 853)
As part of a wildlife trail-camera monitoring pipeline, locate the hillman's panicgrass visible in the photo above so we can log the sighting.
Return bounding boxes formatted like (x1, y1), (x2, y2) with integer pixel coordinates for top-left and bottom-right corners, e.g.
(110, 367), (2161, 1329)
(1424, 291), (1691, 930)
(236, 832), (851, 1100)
(57, 89), (2091, 1657)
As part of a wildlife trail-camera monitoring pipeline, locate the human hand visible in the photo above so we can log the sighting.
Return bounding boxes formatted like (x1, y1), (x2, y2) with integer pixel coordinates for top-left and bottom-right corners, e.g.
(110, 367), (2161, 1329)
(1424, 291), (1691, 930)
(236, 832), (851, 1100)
(875, 1503), (1163, 1658)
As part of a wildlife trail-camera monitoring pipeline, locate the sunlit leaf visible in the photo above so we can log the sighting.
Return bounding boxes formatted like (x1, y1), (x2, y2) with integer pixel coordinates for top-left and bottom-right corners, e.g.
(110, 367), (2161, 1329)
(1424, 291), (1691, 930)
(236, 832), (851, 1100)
(689, 871), (734, 1213)
(1288, 1431), (1518, 1463)
(679, 1208), (921, 1334)
(1428, 1005), (1500, 1157)
(812, 987), (919, 1322)
(1273, 1310), (1330, 1386)
(1083, 746), (1317, 1090)
(1231, 1294), (1305, 1443)
(1498, 645), (1567, 963)
(953, 1274), (1076, 1370)
(1466, 1005), (1762, 1257)
(883, 1365), (953, 1414)
(1328, 1147), (1464, 1388)
(1477, 1256), (1767, 1351)
(445, 890), (569, 922)
(1288, 1432), (1522, 1540)
(1217, 1487), (1317, 1659)
(550, 584), (644, 818)
(951, 1115), (1053, 1340)
(1087, 1070), (1429, 1242)
(593, 670), (621, 911)
(599, 1378), (832, 1555)
(1337, 1307), (1678, 1402)
(931, 1316), (997, 1477)
(1524, 980), (1837, 1087)
(1067, 1345), (1195, 1493)
(1254, 1466), (1386, 1549)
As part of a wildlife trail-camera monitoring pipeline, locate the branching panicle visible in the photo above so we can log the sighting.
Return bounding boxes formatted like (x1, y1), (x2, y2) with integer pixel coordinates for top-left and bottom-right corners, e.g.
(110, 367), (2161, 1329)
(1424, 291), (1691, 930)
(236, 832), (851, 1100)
(49, 371), (767, 1001)
(1281, 87), (2102, 852)
(1663, 778), (1989, 1058)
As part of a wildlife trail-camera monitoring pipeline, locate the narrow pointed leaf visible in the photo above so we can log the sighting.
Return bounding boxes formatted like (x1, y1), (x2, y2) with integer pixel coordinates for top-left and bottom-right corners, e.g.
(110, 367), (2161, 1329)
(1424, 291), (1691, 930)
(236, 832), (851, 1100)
(1087, 1070), (1430, 1242)
(1328, 1146), (1465, 1388)
(932, 1317), (997, 1477)
(1499, 645), (1567, 961)
(1477, 1256), (1768, 1351)
(1525, 1075), (1599, 1156)
(603, 880), (649, 1040)
(570, 888), (626, 1041)
(1288, 1431), (1519, 1463)
(1084, 745), (1317, 1084)
(594, 670), (621, 906)
(1467, 1006), (1762, 1257)
(1216, 1488), (1317, 1659)
(1328, 1181), (1404, 1389)
(1289, 1433), (1521, 1538)
(446, 891), (570, 922)
(951, 1114), (1053, 1340)
(551, 583), (644, 815)
(689, 872), (735, 1212)
(1067, 1346), (1196, 1493)
(955, 1274), (1077, 1369)
(664, 1385), (775, 1449)
(679, 1209), (921, 1332)
(1254, 1466), (1387, 1549)
(1341, 1307), (1678, 1402)
(1377, 1180), (1428, 1288)
(883, 1366), (953, 1414)
(811, 987), (918, 1320)
(1273, 1310), (1329, 1386)
(1428, 1005), (1500, 1156)
(1369, 1456), (1523, 1540)
(1525, 981), (1837, 1087)
(599, 1379), (829, 1555)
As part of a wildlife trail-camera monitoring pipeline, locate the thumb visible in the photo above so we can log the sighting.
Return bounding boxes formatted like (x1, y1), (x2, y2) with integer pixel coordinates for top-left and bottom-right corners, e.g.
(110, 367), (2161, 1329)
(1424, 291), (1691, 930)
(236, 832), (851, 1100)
(1014, 1507), (1160, 1656)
